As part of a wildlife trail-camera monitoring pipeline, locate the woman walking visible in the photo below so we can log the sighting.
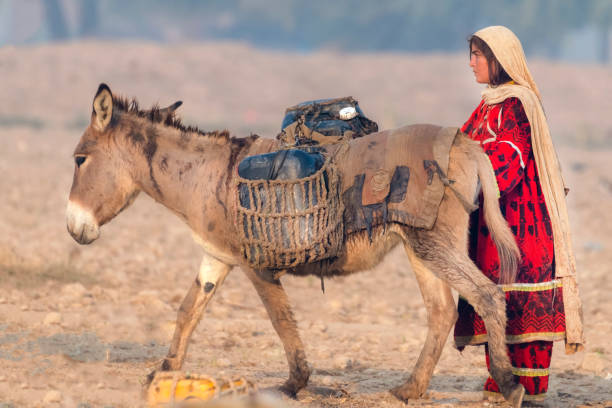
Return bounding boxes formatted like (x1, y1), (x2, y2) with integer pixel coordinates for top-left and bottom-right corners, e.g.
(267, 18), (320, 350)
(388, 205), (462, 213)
(453, 25), (584, 403)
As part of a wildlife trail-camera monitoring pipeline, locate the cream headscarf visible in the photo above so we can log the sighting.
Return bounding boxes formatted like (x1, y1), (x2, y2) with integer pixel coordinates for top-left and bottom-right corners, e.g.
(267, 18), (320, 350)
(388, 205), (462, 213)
(473, 25), (584, 353)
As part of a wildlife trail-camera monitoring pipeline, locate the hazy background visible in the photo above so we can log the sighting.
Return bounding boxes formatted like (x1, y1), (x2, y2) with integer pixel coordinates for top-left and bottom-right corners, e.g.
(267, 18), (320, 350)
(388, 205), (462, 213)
(2, 0), (611, 63)
(1, 0), (611, 144)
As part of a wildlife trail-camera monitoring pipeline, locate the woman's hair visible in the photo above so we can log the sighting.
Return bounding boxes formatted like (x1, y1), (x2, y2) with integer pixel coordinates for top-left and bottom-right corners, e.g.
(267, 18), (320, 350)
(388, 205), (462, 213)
(469, 35), (512, 86)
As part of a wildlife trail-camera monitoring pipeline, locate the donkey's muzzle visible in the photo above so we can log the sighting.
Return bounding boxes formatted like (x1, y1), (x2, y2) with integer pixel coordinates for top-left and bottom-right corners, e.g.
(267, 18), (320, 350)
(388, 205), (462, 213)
(66, 201), (100, 244)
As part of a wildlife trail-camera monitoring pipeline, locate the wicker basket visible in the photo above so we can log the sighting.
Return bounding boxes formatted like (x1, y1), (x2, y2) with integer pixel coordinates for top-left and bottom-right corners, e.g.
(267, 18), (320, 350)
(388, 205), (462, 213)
(235, 156), (343, 270)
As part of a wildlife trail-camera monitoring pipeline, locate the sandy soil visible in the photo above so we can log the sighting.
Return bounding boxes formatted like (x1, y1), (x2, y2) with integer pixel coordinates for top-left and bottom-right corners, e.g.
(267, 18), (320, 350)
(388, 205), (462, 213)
(0, 42), (611, 407)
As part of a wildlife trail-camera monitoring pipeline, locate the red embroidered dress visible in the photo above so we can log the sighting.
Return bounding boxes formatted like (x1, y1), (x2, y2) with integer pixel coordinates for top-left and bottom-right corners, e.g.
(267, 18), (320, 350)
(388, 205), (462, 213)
(453, 97), (566, 398)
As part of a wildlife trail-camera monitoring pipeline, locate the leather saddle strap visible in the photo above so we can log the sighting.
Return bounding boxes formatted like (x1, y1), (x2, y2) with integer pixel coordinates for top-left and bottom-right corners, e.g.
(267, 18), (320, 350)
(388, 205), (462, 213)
(267, 149), (290, 180)
(426, 159), (478, 214)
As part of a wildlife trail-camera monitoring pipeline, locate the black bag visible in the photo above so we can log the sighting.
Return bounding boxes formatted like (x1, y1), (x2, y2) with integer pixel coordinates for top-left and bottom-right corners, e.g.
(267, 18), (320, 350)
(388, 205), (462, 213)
(237, 148), (326, 211)
(279, 97), (378, 145)
(237, 148), (324, 181)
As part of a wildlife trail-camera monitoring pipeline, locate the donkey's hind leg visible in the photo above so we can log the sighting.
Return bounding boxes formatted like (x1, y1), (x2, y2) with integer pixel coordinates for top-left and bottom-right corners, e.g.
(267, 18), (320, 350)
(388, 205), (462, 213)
(407, 228), (524, 408)
(390, 243), (457, 400)
(147, 253), (231, 384)
(243, 268), (311, 397)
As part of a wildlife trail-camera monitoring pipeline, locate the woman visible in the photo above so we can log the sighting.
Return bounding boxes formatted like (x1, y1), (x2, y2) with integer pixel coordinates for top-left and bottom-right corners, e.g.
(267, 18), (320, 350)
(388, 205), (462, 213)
(453, 26), (584, 403)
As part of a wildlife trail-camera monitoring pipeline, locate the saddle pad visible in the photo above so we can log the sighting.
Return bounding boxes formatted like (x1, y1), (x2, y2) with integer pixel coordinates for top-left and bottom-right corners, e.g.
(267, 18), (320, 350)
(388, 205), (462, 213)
(327, 124), (459, 233)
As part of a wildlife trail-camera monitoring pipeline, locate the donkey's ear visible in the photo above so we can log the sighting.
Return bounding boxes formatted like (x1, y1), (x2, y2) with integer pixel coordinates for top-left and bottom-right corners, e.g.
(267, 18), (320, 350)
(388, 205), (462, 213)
(92, 83), (113, 131)
(158, 101), (183, 122)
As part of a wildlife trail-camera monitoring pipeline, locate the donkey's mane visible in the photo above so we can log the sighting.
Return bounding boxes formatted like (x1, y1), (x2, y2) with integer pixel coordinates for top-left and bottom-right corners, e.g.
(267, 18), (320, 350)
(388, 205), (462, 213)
(112, 94), (258, 143)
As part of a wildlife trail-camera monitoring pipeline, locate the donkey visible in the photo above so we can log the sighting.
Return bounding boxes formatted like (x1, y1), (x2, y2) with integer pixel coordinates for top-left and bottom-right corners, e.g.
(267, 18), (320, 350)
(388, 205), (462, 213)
(66, 84), (525, 407)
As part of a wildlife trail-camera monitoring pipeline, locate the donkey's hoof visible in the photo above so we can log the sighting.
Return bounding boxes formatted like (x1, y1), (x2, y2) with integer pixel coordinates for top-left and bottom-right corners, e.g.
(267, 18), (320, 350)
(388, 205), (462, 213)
(278, 382), (299, 399)
(507, 383), (525, 408)
(390, 382), (423, 402)
(278, 364), (310, 399)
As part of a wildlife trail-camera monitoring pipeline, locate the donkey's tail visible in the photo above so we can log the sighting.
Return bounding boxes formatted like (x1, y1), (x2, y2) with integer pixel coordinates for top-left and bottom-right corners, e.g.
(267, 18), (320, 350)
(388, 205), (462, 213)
(468, 142), (520, 284)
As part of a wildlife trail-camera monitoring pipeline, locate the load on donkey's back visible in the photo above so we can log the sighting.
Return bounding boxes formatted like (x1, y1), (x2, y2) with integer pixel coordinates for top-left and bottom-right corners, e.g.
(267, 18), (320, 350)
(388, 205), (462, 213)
(235, 96), (470, 276)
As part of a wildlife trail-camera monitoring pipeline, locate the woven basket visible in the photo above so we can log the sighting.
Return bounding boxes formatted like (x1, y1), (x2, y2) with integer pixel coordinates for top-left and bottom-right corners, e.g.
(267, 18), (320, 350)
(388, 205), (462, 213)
(235, 156), (343, 270)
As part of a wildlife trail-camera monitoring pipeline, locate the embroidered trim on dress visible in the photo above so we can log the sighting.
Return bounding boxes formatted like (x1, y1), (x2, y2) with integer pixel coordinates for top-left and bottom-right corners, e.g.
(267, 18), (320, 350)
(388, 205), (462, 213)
(512, 367), (549, 377)
(455, 331), (566, 347)
(458, 280), (562, 299)
(499, 140), (526, 168)
(483, 120), (497, 144)
(484, 390), (547, 402)
(499, 279), (562, 292)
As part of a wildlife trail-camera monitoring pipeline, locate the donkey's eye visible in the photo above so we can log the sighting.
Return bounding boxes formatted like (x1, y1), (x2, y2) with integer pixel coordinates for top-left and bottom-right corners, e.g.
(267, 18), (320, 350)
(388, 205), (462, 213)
(75, 156), (87, 168)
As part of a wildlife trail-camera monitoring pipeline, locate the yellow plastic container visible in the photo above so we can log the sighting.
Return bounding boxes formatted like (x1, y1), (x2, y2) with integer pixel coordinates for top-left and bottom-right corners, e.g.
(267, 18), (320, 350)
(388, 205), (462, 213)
(147, 372), (254, 407)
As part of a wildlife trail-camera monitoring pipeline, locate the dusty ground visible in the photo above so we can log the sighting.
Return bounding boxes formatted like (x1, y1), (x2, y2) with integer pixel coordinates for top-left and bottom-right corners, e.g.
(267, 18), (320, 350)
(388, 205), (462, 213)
(0, 42), (611, 407)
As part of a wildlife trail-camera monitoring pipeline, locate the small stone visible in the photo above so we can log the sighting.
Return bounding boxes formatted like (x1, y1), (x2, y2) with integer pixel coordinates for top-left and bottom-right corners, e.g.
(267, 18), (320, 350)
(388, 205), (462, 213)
(43, 312), (62, 326)
(137, 289), (160, 297)
(309, 322), (328, 333)
(96, 382), (105, 389)
(320, 376), (334, 386)
(62, 283), (87, 299)
(332, 355), (352, 370)
(20, 305), (28, 311)
(20, 382), (28, 389)
(328, 300), (342, 311)
(0, 298), (6, 304)
(216, 358), (231, 368)
(399, 343), (411, 353)
(0, 375), (5, 381)
(43, 390), (62, 404)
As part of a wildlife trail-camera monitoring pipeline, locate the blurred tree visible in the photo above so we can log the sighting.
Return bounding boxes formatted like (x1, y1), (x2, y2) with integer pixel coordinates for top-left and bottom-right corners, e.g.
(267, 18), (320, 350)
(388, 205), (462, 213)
(11, 0), (608, 63)
(590, 0), (612, 63)
(43, 0), (69, 40)
(79, 0), (99, 37)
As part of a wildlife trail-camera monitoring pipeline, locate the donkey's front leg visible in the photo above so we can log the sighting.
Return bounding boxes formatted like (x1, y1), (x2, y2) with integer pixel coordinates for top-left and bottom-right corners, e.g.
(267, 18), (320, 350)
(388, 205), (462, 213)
(147, 253), (231, 383)
(243, 268), (311, 397)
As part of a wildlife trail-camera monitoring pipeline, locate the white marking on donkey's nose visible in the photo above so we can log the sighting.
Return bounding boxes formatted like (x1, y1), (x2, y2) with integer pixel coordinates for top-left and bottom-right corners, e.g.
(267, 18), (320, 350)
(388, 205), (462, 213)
(66, 200), (100, 244)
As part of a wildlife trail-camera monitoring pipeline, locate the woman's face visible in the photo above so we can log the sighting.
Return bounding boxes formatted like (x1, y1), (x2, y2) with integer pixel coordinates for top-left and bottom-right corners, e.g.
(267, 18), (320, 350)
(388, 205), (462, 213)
(470, 44), (490, 84)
